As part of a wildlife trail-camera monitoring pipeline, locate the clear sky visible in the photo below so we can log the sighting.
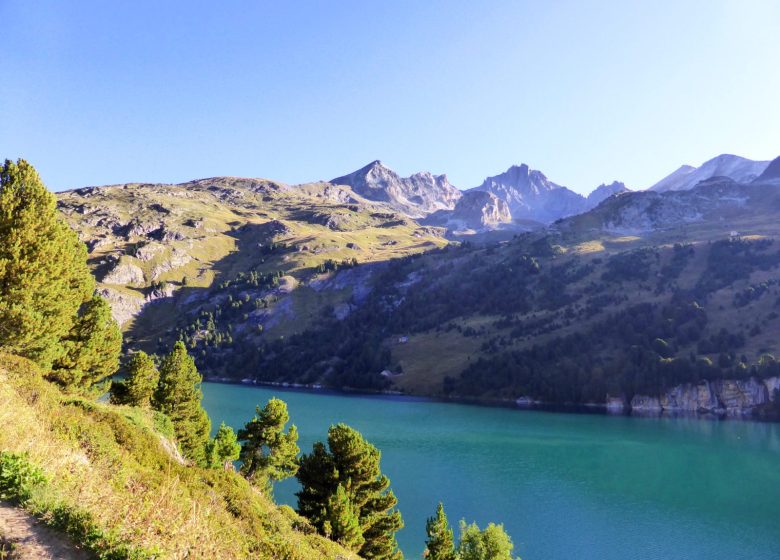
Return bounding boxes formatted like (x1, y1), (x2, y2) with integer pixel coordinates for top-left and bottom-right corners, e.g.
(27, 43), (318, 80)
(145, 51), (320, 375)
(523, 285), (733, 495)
(1, 0), (779, 194)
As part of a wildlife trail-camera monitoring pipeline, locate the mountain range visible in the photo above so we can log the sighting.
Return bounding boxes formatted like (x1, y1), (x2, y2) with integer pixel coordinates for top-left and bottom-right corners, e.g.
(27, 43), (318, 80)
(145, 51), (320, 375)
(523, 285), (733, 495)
(54, 151), (780, 418)
(328, 153), (774, 230)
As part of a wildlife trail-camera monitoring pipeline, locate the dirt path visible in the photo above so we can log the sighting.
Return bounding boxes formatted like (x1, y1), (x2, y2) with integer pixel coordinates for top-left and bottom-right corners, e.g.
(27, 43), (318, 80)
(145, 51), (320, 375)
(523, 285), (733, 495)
(0, 502), (92, 560)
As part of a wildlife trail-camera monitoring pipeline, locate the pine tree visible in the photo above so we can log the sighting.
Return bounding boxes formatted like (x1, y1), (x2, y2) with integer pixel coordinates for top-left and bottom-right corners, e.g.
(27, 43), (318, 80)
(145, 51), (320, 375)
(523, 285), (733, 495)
(424, 503), (457, 560)
(206, 422), (241, 468)
(51, 295), (122, 392)
(154, 341), (211, 465)
(238, 398), (299, 485)
(0, 159), (94, 370)
(296, 423), (403, 560)
(124, 351), (160, 407)
(324, 483), (364, 551)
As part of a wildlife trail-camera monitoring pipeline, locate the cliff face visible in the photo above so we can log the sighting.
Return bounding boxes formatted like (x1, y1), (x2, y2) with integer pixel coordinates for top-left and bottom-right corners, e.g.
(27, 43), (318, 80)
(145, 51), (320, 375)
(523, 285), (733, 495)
(628, 376), (780, 416)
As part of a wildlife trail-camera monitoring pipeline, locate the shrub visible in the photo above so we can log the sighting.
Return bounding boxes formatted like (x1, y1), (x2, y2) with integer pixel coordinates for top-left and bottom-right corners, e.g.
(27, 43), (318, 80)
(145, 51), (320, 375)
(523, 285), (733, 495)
(0, 451), (46, 503)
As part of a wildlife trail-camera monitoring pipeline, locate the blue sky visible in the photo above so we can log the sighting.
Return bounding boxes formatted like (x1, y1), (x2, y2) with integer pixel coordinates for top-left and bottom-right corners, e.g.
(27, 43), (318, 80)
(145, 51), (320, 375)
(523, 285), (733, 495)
(1, 1), (779, 194)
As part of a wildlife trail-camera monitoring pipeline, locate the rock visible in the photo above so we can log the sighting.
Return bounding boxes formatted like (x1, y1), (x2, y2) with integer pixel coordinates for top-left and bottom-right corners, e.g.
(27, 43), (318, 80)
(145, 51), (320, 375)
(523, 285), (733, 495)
(712, 378), (768, 414)
(764, 376), (780, 399)
(86, 237), (110, 253)
(97, 287), (145, 327)
(117, 219), (163, 239)
(150, 249), (192, 281)
(102, 260), (145, 285)
(134, 243), (164, 262)
(630, 394), (661, 412)
(605, 395), (627, 413)
(424, 190), (512, 231)
(631, 376), (776, 416)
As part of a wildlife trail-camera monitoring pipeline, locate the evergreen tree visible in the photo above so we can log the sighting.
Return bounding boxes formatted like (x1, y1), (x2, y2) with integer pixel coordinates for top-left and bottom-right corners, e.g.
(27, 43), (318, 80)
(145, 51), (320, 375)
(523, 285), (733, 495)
(206, 422), (241, 468)
(154, 341), (211, 465)
(0, 159), (94, 370)
(51, 295), (122, 392)
(458, 521), (517, 560)
(324, 483), (364, 551)
(424, 503), (457, 560)
(238, 398), (299, 485)
(124, 351), (160, 408)
(297, 423), (403, 560)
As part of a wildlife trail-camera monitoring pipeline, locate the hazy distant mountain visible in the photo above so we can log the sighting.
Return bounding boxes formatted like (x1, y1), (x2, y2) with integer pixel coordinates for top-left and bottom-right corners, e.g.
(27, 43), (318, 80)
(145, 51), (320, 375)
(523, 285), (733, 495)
(330, 160), (461, 218)
(586, 181), (630, 207)
(649, 154), (770, 192)
(469, 164), (586, 223)
(754, 155), (780, 183)
(424, 190), (512, 231)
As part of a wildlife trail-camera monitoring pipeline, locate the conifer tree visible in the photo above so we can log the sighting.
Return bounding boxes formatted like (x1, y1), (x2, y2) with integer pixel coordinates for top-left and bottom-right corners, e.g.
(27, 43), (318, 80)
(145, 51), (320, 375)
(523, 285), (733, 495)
(124, 351), (160, 407)
(0, 159), (94, 369)
(297, 423), (403, 560)
(424, 503), (457, 560)
(206, 422), (241, 468)
(324, 483), (364, 551)
(154, 341), (211, 465)
(51, 295), (122, 392)
(238, 398), (299, 485)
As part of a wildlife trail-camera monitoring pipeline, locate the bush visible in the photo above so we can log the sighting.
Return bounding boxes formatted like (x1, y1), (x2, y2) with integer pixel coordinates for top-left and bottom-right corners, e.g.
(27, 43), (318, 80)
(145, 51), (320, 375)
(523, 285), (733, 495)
(0, 451), (46, 503)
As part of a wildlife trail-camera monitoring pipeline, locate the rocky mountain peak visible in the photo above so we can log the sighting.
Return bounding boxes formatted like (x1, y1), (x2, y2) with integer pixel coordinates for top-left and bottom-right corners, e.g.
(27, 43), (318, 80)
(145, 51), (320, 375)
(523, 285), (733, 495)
(650, 154), (770, 191)
(470, 163), (585, 223)
(587, 181), (630, 207)
(330, 161), (461, 218)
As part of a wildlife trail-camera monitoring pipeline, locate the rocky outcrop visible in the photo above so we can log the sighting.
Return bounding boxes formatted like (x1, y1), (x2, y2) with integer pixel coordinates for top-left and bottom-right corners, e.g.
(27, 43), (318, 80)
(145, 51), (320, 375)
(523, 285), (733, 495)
(102, 260), (145, 285)
(97, 287), (145, 327)
(424, 190), (512, 231)
(150, 249), (192, 281)
(330, 160), (462, 218)
(630, 376), (780, 416)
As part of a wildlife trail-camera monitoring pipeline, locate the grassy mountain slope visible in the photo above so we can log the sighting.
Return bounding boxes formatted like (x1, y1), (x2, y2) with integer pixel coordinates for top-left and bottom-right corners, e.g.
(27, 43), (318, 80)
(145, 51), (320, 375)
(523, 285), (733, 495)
(0, 353), (357, 559)
(57, 177), (446, 347)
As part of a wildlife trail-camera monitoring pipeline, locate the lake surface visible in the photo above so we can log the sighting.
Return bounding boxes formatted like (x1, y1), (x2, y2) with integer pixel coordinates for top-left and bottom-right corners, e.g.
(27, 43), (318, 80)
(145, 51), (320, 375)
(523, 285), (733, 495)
(202, 383), (780, 560)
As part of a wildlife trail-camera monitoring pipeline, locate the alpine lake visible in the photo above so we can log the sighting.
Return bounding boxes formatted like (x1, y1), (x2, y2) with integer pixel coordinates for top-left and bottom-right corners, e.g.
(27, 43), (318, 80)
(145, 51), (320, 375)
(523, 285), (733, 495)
(202, 382), (780, 559)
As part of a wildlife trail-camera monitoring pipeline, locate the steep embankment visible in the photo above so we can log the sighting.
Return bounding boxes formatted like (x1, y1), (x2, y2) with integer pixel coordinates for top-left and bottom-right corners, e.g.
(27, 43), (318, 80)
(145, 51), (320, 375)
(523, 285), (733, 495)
(0, 354), (357, 560)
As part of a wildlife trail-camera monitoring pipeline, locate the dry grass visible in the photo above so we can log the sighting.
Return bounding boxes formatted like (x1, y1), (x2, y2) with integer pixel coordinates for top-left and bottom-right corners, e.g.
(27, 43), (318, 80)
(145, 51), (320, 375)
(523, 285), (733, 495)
(0, 354), (357, 560)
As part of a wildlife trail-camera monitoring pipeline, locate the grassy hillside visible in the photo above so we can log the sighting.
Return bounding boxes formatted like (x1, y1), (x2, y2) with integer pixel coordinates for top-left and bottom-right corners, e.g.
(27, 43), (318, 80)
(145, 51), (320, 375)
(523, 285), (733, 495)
(0, 353), (358, 560)
(57, 177), (447, 347)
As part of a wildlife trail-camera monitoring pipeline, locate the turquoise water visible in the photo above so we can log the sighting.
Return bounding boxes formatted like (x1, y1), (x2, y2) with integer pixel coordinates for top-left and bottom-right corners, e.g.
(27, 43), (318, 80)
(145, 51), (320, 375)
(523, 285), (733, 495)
(202, 383), (780, 559)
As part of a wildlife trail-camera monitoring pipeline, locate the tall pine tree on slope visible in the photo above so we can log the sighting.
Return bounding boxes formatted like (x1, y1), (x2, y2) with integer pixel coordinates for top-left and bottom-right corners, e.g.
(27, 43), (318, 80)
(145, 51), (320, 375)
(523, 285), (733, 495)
(297, 423), (403, 560)
(154, 341), (211, 465)
(238, 397), (300, 486)
(0, 159), (94, 369)
(51, 294), (122, 392)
